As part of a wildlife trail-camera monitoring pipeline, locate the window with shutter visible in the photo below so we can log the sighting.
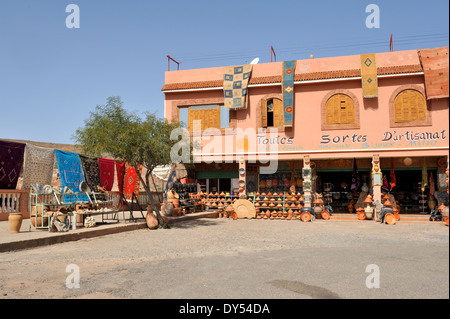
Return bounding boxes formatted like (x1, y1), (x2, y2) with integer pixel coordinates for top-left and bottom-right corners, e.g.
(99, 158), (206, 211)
(179, 105), (229, 131)
(325, 94), (355, 125)
(393, 89), (427, 123)
(261, 98), (284, 128)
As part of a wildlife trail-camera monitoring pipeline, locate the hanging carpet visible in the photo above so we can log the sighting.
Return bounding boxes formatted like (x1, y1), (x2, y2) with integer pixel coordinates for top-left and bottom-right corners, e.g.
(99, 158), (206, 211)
(223, 65), (252, 109)
(98, 158), (115, 191)
(0, 140), (25, 189)
(22, 144), (55, 190)
(54, 150), (89, 202)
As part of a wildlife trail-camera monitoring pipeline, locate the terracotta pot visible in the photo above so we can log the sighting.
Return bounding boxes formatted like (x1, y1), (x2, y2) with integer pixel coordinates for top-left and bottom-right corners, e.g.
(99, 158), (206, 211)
(384, 213), (396, 225)
(8, 213), (23, 233)
(31, 215), (49, 227)
(300, 211), (312, 222)
(146, 211), (158, 229)
(321, 211), (331, 220)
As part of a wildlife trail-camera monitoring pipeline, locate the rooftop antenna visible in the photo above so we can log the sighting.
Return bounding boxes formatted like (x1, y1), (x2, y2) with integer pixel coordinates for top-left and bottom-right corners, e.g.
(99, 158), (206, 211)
(250, 57), (260, 65)
(270, 46), (277, 62)
(167, 55), (181, 71)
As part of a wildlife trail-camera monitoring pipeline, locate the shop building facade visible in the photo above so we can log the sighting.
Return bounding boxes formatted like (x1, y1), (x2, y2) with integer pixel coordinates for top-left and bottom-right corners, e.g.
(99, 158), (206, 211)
(162, 47), (449, 216)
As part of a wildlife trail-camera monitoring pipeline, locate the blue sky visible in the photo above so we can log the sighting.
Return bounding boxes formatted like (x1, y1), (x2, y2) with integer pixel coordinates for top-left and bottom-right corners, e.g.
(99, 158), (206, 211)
(0, 0), (448, 144)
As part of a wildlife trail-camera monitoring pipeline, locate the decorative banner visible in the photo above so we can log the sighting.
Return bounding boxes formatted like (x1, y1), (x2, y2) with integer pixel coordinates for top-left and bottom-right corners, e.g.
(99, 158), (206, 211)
(417, 47), (449, 99)
(98, 158), (115, 191)
(282, 60), (296, 127)
(360, 53), (378, 98)
(123, 163), (143, 201)
(223, 65), (252, 109)
(54, 150), (89, 202)
(22, 144), (55, 190)
(79, 155), (101, 190)
(351, 158), (360, 191)
(0, 140), (26, 189)
(390, 158), (396, 191)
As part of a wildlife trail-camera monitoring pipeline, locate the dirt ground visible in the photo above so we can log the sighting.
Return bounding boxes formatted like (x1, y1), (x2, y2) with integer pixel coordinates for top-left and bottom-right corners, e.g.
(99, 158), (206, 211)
(0, 218), (448, 299)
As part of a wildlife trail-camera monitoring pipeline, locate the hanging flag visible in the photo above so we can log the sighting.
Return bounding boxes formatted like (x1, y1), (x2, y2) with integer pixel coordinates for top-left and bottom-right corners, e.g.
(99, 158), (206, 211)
(421, 158), (428, 192)
(351, 158), (360, 191)
(390, 158), (396, 191)
(383, 175), (390, 191)
(390, 34), (393, 52)
(429, 172), (435, 196)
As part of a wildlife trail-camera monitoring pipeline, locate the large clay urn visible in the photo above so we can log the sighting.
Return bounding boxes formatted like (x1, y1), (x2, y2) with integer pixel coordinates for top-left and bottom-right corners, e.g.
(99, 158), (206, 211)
(8, 213), (23, 233)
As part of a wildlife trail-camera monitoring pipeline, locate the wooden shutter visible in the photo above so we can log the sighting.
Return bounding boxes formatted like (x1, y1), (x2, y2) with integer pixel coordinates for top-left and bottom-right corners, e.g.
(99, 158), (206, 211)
(326, 94), (355, 125)
(188, 106), (221, 130)
(273, 98), (284, 128)
(394, 90), (427, 123)
(261, 99), (268, 128)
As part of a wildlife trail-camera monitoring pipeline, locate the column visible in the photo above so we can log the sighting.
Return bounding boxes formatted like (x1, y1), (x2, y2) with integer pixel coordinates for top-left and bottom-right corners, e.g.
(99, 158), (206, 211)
(239, 157), (246, 197)
(303, 155), (312, 208)
(372, 154), (381, 220)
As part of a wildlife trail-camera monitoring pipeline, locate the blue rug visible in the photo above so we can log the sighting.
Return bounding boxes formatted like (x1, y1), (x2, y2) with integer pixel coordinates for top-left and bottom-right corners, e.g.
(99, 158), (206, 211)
(55, 150), (89, 202)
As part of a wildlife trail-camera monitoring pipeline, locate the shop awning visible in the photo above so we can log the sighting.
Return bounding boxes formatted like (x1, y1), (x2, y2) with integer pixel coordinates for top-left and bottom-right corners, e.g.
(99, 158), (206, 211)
(195, 171), (239, 179)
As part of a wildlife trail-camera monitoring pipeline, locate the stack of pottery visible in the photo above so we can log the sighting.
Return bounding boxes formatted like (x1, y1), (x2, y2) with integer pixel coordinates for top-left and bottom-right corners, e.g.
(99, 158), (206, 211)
(166, 190), (180, 208)
(363, 195), (374, 220)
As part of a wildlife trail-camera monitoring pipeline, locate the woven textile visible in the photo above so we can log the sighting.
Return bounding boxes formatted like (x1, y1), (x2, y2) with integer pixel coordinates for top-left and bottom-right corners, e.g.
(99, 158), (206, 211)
(123, 163), (143, 201)
(98, 158), (115, 191)
(360, 53), (378, 98)
(418, 47), (449, 99)
(223, 65), (252, 109)
(54, 150), (89, 202)
(79, 155), (101, 190)
(116, 161), (126, 193)
(282, 60), (296, 127)
(22, 144), (55, 190)
(0, 140), (25, 189)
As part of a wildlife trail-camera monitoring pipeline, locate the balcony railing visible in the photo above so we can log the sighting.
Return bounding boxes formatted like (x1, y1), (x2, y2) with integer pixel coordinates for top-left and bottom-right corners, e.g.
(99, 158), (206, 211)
(0, 190), (30, 220)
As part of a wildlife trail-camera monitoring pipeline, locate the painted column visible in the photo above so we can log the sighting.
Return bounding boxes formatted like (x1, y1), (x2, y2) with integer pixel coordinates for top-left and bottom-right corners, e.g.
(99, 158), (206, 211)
(303, 155), (312, 208)
(239, 157), (246, 197)
(372, 154), (381, 220)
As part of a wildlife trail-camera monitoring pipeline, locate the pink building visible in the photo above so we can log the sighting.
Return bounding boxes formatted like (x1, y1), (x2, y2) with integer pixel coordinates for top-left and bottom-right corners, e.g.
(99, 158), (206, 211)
(163, 47), (449, 217)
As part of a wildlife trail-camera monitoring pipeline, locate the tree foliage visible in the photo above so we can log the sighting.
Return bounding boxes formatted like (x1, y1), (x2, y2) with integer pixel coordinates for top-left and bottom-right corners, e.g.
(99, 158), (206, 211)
(73, 96), (180, 226)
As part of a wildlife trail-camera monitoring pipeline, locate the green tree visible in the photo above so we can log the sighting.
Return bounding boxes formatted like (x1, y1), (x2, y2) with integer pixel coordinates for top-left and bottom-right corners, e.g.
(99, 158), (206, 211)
(73, 96), (180, 227)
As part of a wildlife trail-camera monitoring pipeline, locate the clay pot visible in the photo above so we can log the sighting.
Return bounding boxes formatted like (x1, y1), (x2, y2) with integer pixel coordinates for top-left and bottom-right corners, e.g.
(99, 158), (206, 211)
(31, 213), (50, 227)
(146, 211), (158, 229)
(321, 211), (331, 220)
(8, 213), (23, 233)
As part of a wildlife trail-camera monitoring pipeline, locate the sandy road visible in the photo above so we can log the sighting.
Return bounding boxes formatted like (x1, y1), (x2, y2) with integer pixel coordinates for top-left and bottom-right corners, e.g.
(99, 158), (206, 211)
(0, 218), (448, 299)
